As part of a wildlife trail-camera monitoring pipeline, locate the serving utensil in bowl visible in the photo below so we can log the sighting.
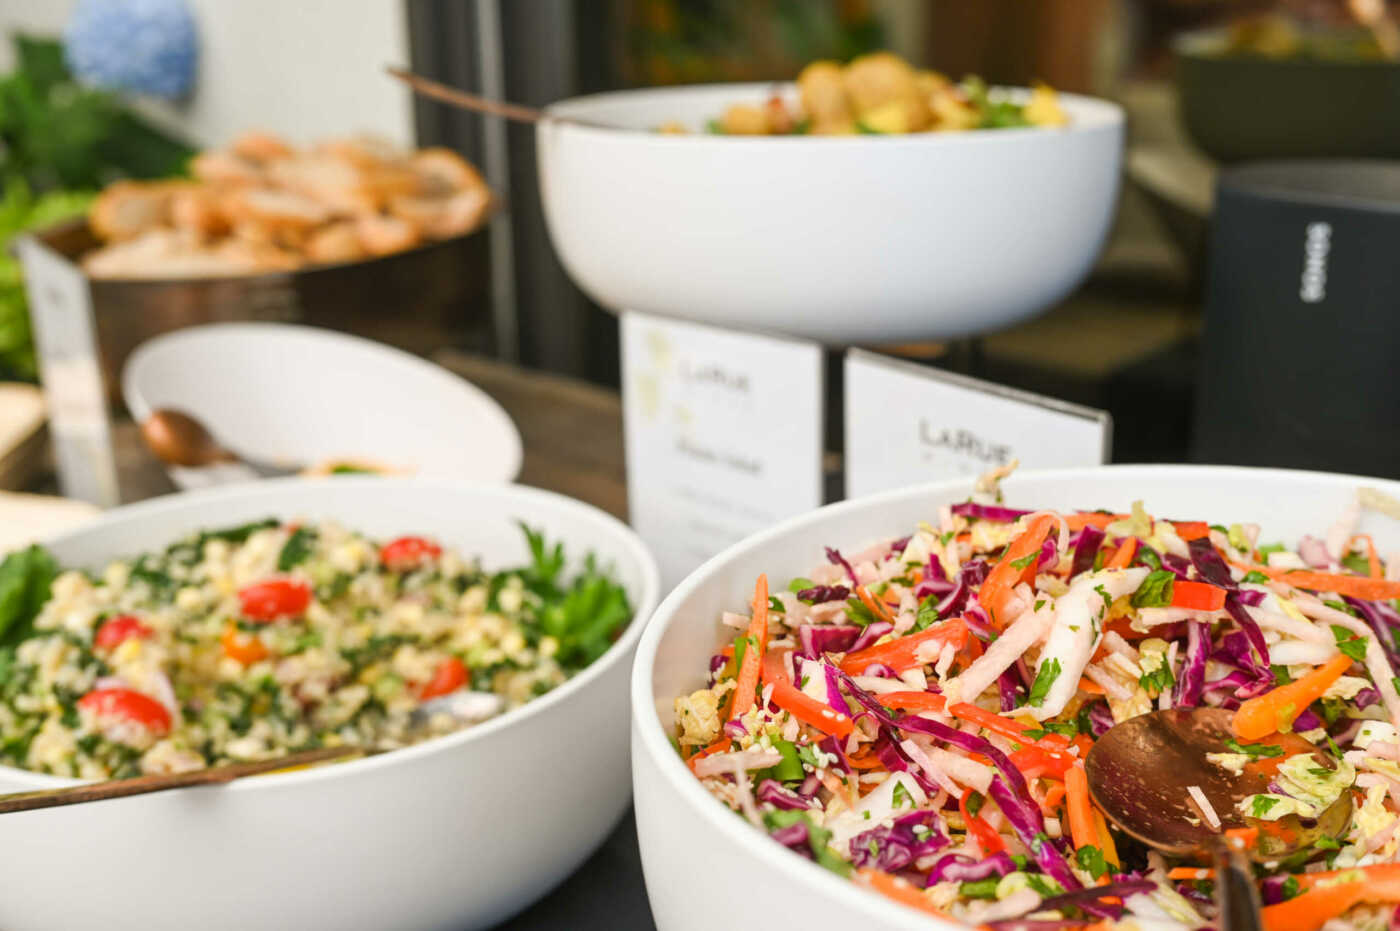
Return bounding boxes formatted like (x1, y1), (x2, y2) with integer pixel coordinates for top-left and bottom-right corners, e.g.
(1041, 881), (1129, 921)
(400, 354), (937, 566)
(0, 477), (659, 931)
(123, 323), (522, 490)
(631, 465), (1400, 929)
(535, 83), (1123, 345)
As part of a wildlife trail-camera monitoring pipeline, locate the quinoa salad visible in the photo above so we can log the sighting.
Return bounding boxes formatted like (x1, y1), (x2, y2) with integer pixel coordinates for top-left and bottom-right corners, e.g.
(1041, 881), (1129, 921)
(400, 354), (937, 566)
(0, 519), (630, 780)
(675, 474), (1400, 930)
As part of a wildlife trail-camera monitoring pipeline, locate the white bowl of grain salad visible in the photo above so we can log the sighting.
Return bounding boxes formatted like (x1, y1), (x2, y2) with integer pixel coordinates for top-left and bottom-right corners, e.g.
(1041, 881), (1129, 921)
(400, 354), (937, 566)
(0, 477), (658, 931)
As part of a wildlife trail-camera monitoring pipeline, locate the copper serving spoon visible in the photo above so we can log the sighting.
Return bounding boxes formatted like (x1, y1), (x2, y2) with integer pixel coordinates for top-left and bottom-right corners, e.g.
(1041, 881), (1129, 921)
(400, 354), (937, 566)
(1085, 707), (1354, 931)
(139, 408), (299, 478)
(385, 66), (622, 131)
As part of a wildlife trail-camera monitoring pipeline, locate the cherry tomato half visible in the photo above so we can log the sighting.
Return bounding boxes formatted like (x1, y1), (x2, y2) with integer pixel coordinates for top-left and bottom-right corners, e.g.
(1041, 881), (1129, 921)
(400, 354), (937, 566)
(221, 625), (271, 666)
(237, 579), (312, 622)
(78, 688), (172, 736)
(94, 615), (152, 651)
(418, 657), (468, 701)
(380, 536), (443, 571)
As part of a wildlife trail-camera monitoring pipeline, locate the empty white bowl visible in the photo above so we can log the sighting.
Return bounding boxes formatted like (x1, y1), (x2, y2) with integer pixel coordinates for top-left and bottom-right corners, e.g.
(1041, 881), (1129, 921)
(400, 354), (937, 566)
(0, 477), (659, 931)
(123, 323), (522, 488)
(631, 465), (1400, 930)
(538, 83), (1124, 344)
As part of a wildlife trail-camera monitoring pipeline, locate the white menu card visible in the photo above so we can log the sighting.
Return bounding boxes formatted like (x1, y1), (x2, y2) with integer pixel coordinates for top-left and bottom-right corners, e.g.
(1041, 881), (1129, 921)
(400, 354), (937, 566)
(844, 348), (1110, 500)
(622, 311), (824, 588)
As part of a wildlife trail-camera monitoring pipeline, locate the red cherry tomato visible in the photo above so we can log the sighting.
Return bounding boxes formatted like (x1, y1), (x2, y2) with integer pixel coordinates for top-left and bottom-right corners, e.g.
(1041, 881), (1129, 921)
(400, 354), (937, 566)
(418, 657), (468, 701)
(94, 615), (152, 650)
(78, 688), (172, 736)
(380, 536), (443, 571)
(237, 579), (312, 622)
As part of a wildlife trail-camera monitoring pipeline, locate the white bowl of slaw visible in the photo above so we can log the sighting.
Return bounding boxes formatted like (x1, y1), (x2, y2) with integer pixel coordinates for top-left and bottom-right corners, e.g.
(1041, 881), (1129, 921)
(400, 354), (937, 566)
(631, 465), (1400, 929)
(0, 477), (659, 931)
(538, 83), (1123, 344)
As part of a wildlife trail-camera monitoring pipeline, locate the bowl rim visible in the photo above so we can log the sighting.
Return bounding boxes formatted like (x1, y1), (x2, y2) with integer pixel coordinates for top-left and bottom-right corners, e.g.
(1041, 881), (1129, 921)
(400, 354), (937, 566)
(0, 475), (660, 792)
(543, 81), (1123, 142)
(630, 463), (1400, 926)
(121, 321), (525, 485)
(1172, 26), (1400, 68)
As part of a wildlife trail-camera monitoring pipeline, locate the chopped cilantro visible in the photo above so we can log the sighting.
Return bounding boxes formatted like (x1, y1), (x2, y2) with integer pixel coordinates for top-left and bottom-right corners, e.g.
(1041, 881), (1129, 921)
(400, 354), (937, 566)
(891, 780), (912, 809)
(276, 526), (316, 571)
(787, 577), (816, 594)
(1028, 658), (1062, 707)
(1034, 598), (1046, 612)
(767, 595), (785, 614)
(1280, 876), (1301, 901)
(1223, 738), (1285, 759)
(965, 791), (985, 818)
(1272, 664), (1294, 685)
(1250, 796), (1280, 817)
(1242, 571), (1271, 584)
(1130, 570), (1176, 608)
(1076, 844), (1110, 879)
(1094, 584), (1112, 613)
(1010, 552), (1038, 571)
(1331, 625), (1367, 662)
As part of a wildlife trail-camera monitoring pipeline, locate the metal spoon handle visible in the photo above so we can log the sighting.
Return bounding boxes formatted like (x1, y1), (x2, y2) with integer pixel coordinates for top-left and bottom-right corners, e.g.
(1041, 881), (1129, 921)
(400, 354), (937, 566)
(1214, 839), (1264, 931)
(0, 746), (363, 815)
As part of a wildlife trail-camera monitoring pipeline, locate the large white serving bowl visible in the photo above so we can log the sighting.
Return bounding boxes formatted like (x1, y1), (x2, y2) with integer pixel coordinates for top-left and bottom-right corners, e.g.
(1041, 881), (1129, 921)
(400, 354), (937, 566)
(0, 478), (659, 931)
(123, 323), (523, 489)
(632, 465), (1400, 930)
(538, 83), (1124, 344)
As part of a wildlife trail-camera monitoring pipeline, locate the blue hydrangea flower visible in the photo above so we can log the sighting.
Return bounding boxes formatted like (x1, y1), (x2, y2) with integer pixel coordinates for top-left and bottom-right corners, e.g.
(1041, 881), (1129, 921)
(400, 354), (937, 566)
(65, 0), (199, 99)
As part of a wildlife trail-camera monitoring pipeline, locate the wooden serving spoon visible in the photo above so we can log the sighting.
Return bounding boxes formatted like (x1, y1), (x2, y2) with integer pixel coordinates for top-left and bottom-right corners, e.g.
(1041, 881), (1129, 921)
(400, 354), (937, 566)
(139, 408), (299, 478)
(1085, 707), (1354, 931)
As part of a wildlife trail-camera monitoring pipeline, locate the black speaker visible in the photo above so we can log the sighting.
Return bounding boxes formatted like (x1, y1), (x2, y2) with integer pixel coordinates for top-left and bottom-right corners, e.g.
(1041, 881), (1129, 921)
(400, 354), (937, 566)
(1195, 160), (1400, 476)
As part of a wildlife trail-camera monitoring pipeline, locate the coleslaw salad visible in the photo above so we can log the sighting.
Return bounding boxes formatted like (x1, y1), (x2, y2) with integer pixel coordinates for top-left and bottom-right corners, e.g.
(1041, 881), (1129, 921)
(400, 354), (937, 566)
(674, 474), (1400, 930)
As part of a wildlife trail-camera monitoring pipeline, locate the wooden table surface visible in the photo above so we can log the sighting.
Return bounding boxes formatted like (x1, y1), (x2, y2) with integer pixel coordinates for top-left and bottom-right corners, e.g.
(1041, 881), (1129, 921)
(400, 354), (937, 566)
(106, 350), (628, 515)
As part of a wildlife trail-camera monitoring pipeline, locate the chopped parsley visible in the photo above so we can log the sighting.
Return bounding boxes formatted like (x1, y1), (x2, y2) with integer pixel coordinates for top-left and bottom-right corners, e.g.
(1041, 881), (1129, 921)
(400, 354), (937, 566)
(276, 526), (317, 571)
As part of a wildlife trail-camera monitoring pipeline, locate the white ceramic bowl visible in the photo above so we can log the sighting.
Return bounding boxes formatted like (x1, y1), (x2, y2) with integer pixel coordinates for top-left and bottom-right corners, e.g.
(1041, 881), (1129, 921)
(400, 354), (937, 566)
(631, 465), (1400, 930)
(538, 83), (1124, 344)
(123, 323), (523, 489)
(0, 478), (659, 931)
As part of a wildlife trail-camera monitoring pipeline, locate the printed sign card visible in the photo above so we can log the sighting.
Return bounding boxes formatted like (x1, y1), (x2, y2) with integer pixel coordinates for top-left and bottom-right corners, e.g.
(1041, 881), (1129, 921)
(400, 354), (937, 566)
(843, 348), (1110, 500)
(622, 311), (824, 588)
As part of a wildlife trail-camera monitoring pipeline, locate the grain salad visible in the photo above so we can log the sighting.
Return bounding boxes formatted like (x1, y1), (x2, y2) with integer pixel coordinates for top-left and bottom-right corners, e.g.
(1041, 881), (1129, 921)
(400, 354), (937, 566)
(0, 518), (630, 779)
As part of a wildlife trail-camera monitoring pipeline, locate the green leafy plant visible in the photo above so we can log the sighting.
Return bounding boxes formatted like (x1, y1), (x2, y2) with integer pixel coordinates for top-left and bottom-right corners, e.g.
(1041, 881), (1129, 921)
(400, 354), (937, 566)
(0, 34), (193, 381)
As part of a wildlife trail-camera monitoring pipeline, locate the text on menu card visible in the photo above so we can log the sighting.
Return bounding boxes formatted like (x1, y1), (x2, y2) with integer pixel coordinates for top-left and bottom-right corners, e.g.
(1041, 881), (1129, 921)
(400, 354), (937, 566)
(621, 311), (824, 588)
(843, 348), (1110, 500)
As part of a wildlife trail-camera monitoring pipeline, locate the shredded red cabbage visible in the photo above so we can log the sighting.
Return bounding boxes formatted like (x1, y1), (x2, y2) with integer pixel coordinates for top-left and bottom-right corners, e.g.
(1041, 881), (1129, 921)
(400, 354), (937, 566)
(960, 558), (992, 587)
(825, 546), (858, 584)
(848, 621), (894, 654)
(951, 502), (1033, 522)
(1345, 596), (1400, 672)
(1188, 537), (1237, 590)
(889, 536), (911, 555)
(1085, 700), (1115, 738)
(769, 819), (811, 851)
(1223, 596), (1274, 688)
(757, 779), (811, 810)
(1070, 525), (1105, 578)
(849, 809), (950, 871)
(925, 851), (1017, 885)
(795, 585), (851, 605)
(1172, 620), (1210, 707)
(797, 623), (860, 658)
(891, 712), (1081, 891)
(997, 670), (1021, 711)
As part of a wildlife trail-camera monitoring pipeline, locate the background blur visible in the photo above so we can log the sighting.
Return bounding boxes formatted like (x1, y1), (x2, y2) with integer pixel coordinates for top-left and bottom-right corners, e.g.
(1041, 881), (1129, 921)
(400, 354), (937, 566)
(0, 0), (1380, 464)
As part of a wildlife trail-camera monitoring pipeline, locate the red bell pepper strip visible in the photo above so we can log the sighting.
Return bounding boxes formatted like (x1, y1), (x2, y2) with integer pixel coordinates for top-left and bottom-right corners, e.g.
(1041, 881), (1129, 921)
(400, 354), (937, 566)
(1170, 579), (1227, 612)
(837, 618), (969, 675)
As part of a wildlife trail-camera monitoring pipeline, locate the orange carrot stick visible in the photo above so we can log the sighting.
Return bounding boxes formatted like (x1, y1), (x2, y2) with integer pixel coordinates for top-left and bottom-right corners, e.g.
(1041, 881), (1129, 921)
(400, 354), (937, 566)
(856, 869), (954, 918)
(1232, 653), (1353, 740)
(980, 514), (1056, 627)
(1065, 761), (1097, 850)
(1352, 534), (1382, 579)
(1229, 560), (1400, 601)
(1261, 864), (1400, 931)
(727, 575), (769, 718)
(1106, 537), (1138, 569)
(855, 585), (896, 626)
